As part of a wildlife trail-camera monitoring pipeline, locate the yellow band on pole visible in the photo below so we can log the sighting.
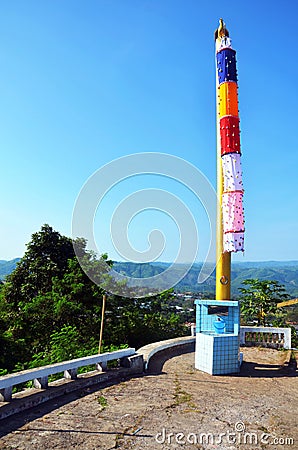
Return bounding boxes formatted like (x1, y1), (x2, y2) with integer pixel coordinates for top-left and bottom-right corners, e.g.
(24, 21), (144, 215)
(217, 82), (239, 118)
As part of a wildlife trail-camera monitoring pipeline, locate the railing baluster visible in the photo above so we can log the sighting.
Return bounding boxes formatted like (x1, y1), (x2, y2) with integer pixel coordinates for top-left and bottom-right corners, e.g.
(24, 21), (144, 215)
(0, 386), (12, 402)
(33, 376), (48, 389)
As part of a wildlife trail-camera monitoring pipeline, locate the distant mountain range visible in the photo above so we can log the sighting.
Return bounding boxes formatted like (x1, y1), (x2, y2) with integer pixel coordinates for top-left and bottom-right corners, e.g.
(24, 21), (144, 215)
(0, 258), (21, 280)
(1, 258), (298, 298)
(114, 261), (298, 298)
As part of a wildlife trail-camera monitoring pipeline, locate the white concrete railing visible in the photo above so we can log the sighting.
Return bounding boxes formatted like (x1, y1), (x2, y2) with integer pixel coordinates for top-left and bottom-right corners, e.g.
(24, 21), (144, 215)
(138, 336), (195, 371)
(0, 348), (135, 402)
(240, 327), (291, 349)
(192, 325), (291, 349)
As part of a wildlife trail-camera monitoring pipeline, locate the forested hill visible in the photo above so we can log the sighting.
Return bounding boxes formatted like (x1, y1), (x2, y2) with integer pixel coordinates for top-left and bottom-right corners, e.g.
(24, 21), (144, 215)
(1, 258), (298, 297)
(113, 261), (298, 298)
(0, 258), (20, 280)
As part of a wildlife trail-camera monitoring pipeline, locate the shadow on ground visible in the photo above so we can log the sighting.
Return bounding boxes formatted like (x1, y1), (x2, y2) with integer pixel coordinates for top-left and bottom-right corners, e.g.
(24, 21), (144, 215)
(0, 373), (144, 438)
(239, 358), (297, 378)
(147, 346), (297, 379)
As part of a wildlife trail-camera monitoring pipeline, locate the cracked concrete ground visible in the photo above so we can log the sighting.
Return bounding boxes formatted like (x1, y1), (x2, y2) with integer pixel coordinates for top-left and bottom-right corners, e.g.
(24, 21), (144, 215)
(0, 348), (297, 450)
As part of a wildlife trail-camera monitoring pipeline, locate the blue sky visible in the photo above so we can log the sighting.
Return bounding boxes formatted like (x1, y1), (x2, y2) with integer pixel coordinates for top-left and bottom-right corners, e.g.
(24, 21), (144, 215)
(0, 0), (297, 262)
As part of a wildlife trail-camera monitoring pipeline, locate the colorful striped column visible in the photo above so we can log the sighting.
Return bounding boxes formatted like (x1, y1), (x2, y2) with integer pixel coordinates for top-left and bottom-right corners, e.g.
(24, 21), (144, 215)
(215, 21), (245, 300)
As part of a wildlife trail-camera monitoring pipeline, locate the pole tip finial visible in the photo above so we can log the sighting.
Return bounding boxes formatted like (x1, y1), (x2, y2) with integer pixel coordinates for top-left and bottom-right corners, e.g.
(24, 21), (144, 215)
(214, 18), (229, 41)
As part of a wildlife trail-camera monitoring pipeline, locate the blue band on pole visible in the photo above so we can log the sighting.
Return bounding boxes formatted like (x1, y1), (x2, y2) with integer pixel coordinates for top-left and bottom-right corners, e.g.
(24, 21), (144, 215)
(216, 48), (237, 84)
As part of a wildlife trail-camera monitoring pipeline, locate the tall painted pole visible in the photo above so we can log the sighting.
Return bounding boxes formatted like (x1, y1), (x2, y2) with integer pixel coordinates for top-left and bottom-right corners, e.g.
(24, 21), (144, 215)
(215, 19), (244, 300)
(215, 55), (231, 301)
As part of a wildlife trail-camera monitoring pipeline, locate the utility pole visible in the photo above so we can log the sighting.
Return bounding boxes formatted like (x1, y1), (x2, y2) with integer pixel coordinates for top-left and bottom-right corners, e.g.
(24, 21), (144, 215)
(98, 293), (107, 354)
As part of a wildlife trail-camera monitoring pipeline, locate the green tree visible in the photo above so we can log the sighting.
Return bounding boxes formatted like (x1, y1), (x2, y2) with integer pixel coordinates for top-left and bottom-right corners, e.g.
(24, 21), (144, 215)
(1, 225), (107, 364)
(239, 279), (290, 326)
(3, 224), (82, 307)
(28, 325), (93, 368)
(103, 290), (187, 348)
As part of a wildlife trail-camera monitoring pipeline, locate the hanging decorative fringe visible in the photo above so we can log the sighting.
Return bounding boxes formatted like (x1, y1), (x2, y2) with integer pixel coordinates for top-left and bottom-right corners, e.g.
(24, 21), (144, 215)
(216, 38), (245, 252)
